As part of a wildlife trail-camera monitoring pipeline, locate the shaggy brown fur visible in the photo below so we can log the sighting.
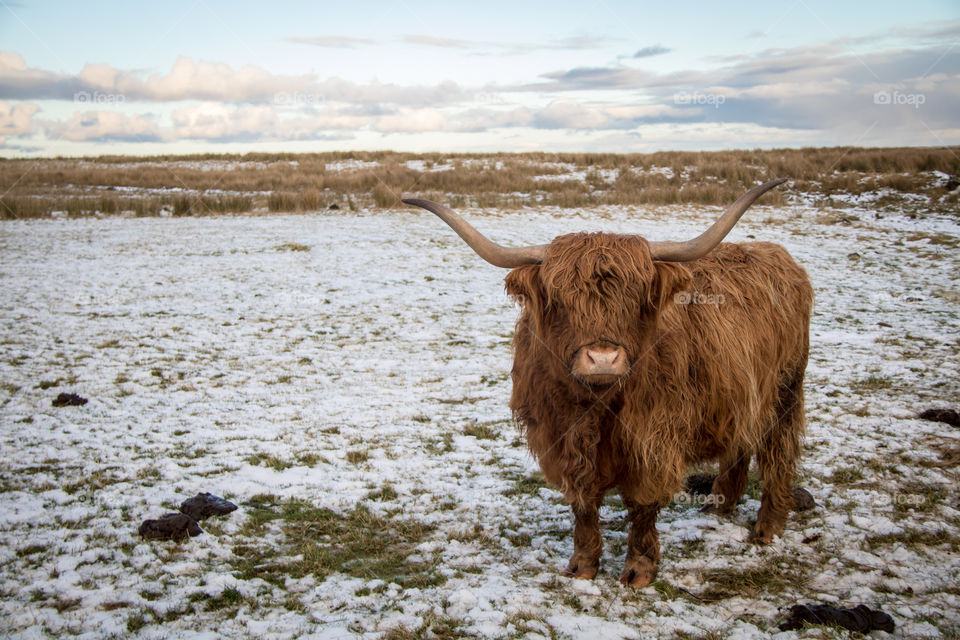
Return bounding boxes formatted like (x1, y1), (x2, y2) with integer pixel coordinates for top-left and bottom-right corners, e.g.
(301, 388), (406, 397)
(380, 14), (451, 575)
(505, 232), (812, 586)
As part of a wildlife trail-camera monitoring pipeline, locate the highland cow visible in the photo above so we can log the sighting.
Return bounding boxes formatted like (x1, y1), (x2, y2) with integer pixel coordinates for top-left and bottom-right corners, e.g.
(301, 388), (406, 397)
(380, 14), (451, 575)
(403, 178), (812, 587)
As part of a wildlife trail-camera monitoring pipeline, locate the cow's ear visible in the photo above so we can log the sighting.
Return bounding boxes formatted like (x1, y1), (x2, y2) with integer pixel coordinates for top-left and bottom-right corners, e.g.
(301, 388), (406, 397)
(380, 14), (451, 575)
(504, 265), (543, 310)
(652, 262), (692, 309)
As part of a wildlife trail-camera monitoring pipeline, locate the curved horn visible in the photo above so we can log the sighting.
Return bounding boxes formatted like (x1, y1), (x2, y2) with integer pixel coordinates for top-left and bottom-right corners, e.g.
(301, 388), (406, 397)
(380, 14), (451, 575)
(648, 178), (788, 262)
(402, 198), (547, 268)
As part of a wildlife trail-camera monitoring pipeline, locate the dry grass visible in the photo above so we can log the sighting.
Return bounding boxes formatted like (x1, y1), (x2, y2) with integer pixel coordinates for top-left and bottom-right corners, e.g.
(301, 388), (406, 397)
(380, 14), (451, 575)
(1, 147), (958, 218)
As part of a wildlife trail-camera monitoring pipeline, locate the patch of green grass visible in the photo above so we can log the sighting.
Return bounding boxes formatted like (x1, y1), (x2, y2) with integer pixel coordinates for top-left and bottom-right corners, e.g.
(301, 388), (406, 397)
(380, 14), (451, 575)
(425, 433), (454, 455)
(231, 499), (442, 589)
(136, 466), (162, 481)
(503, 471), (549, 497)
(866, 529), (960, 552)
(276, 242), (310, 252)
(381, 613), (464, 640)
(463, 421), (498, 440)
(16, 544), (46, 557)
(63, 467), (126, 495)
(366, 484), (399, 501)
(449, 523), (492, 546)
(829, 466), (865, 484)
(671, 632), (725, 640)
(193, 587), (251, 612)
(53, 595), (82, 613)
(673, 538), (707, 559)
(296, 452), (324, 466)
(245, 452), (294, 471)
(653, 580), (685, 599)
(346, 449), (370, 465)
(698, 558), (808, 600)
(851, 374), (894, 391)
(126, 612), (150, 632)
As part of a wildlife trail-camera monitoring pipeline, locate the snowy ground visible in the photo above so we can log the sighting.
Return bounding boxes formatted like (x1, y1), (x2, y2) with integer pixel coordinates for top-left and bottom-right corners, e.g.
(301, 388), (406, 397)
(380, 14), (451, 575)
(0, 202), (958, 639)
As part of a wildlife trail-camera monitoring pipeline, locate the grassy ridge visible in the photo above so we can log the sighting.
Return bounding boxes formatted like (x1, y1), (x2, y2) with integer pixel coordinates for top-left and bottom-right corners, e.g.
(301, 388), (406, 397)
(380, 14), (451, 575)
(1, 146), (958, 218)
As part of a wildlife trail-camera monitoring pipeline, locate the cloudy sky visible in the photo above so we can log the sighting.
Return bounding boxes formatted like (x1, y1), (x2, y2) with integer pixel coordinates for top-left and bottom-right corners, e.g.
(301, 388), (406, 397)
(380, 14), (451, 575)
(1, 0), (958, 156)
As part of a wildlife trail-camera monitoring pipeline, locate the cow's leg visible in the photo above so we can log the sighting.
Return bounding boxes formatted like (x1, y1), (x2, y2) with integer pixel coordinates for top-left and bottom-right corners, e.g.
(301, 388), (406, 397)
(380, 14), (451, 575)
(620, 499), (660, 587)
(705, 450), (750, 515)
(752, 371), (805, 543)
(564, 497), (603, 579)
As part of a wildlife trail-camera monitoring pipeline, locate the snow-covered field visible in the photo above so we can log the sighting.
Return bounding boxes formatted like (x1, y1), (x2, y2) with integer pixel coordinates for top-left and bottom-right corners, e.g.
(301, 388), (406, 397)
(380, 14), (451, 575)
(1, 202), (958, 639)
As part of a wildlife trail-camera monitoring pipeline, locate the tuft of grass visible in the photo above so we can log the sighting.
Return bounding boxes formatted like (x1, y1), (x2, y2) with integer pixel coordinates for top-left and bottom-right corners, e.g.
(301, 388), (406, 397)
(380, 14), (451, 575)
(296, 452), (324, 467)
(503, 471), (549, 497)
(425, 433), (454, 455)
(126, 612), (150, 632)
(231, 499), (442, 589)
(366, 484), (399, 501)
(463, 421), (498, 440)
(276, 242), (310, 252)
(829, 466), (865, 484)
(698, 558), (809, 600)
(346, 449), (370, 465)
(381, 613), (464, 640)
(192, 587), (251, 612)
(16, 544), (47, 557)
(851, 374), (894, 391)
(866, 529), (960, 552)
(245, 452), (294, 471)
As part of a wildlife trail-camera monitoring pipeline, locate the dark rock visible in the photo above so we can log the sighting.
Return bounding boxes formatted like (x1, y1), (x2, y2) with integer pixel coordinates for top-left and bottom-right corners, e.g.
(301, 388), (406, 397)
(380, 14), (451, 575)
(919, 408), (960, 428)
(180, 492), (238, 521)
(779, 603), (895, 633)
(684, 473), (715, 496)
(139, 513), (202, 541)
(946, 176), (959, 191)
(328, 203), (340, 210)
(52, 393), (88, 407)
(792, 487), (816, 511)
(847, 252), (860, 260)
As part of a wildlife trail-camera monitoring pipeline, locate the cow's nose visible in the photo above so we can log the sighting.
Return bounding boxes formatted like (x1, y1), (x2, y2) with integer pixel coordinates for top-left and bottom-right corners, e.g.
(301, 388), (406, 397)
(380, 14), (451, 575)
(572, 342), (629, 381)
(586, 348), (621, 369)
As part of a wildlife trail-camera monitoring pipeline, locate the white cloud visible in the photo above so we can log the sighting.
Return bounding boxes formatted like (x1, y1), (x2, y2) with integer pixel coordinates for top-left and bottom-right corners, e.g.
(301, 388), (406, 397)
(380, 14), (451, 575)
(0, 100), (39, 144)
(374, 108), (447, 133)
(77, 63), (121, 90)
(170, 103), (278, 140)
(285, 36), (376, 49)
(0, 51), (468, 107)
(47, 110), (160, 142)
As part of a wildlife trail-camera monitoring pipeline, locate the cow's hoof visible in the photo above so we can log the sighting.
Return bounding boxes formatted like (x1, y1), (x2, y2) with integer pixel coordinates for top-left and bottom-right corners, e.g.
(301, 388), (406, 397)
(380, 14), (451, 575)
(749, 519), (784, 544)
(619, 556), (657, 588)
(563, 556), (599, 580)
